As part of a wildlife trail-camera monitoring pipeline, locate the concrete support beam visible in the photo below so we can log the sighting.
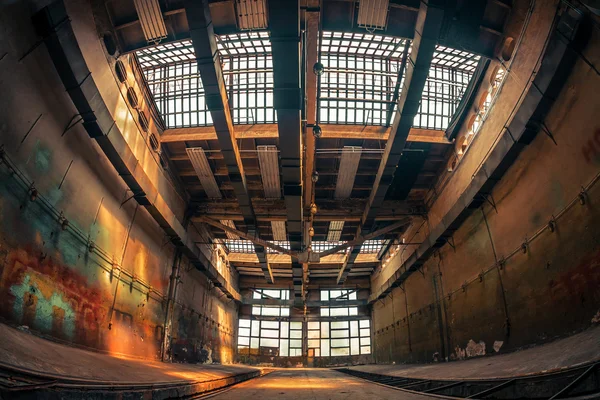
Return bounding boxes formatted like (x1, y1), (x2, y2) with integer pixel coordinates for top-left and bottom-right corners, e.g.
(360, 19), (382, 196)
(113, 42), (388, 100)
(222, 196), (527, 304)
(361, 2), (445, 236)
(184, 0), (269, 282)
(269, 0), (304, 302)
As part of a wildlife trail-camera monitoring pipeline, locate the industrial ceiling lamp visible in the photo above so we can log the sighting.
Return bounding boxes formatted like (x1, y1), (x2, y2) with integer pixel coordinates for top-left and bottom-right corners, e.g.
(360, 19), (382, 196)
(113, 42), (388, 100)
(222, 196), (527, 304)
(234, 0), (269, 30)
(357, 0), (390, 32)
(312, 124), (322, 139)
(313, 62), (325, 76)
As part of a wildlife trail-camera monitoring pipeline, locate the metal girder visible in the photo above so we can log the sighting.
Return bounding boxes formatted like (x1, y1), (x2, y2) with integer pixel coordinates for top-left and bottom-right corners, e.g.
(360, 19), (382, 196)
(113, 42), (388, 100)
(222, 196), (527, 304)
(198, 217), (296, 257)
(184, 0), (257, 233)
(255, 245), (275, 284)
(269, 0), (304, 302)
(184, 0), (271, 283)
(319, 218), (412, 258)
(360, 1), (445, 234)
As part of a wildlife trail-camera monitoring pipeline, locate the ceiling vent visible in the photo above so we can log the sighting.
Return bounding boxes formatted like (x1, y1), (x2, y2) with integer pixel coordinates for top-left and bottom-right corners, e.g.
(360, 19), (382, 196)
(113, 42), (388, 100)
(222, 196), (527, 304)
(186, 148), (222, 199)
(327, 220), (345, 242)
(133, 0), (168, 44)
(257, 145), (281, 199)
(271, 221), (287, 241)
(334, 146), (362, 199)
(357, 0), (390, 32)
(234, 0), (268, 31)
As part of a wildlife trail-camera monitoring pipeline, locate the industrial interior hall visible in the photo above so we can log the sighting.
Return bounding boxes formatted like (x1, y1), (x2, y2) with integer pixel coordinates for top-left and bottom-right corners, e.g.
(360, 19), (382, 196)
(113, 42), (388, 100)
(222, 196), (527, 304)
(0, 0), (599, 398)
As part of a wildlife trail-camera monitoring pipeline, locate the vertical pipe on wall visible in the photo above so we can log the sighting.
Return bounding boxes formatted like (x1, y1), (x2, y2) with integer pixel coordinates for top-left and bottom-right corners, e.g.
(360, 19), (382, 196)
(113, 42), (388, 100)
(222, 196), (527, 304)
(108, 204), (139, 330)
(481, 207), (511, 338)
(161, 249), (183, 361)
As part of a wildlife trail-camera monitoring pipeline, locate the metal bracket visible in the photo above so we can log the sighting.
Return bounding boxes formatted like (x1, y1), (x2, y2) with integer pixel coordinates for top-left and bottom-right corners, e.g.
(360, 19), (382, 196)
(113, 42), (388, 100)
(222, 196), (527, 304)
(540, 122), (558, 145)
(446, 236), (456, 252)
(62, 114), (83, 137)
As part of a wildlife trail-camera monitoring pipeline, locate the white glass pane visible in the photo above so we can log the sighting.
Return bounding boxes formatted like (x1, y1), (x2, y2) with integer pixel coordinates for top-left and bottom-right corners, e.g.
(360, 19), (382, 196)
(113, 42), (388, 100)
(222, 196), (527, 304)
(321, 322), (330, 338)
(308, 321), (319, 330)
(261, 329), (279, 338)
(250, 337), (259, 349)
(321, 339), (330, 356)
(331, 338), (350, 347)
(308, 339), (320, 348)
(291, 322), (302, 330)
(351, 338), (360, 355)
(361, 337), (371, 346)
(290, 339), (302, 348)
(290, 330), (302, 339)
(350, 321), (359, 337)
(331, 347), (350, 356)
(320, 308), (330, 317)
(281, 308), (290, 316)
(330, 308), (349, 316)
(361, 346), (371, 354)
(260, 338), (279, 347)
(239, 327), (250, 337)
(360, 328), (370, 337)
(239, 319), (251, 328)
(238, 336), (250, 346)
(251, 320), (260, 336)
(280, 322), (289, 338)
(279, 340), (289, 356)
(331, 329), (349, 338)
(252, 306), (261, 315)
(308, 330), (320, 339)
(359, 320), (370, 328)
(320, 291), (329, 301)
(262, 320), (279, 329)
(349, 307), (358, 316)
(332, 321), (348, 329)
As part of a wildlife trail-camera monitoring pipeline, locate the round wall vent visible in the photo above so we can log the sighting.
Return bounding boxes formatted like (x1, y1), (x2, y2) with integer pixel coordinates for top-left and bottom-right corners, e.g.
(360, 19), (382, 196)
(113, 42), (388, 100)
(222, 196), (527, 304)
(115, 60), (128, 83)
(138, 110), (149, 132)
(127, 87), (139, 109)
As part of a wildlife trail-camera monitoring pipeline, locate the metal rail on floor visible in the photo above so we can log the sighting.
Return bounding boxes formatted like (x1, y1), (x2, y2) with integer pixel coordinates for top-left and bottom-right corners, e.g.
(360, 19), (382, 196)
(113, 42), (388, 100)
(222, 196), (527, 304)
(0, 361), (266, 399)
(336, 361), (600, 399)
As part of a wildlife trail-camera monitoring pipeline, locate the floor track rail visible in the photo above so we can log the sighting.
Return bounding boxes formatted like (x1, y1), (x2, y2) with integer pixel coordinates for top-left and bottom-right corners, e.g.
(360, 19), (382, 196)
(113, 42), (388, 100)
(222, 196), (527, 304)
(336, 361), (600, 399)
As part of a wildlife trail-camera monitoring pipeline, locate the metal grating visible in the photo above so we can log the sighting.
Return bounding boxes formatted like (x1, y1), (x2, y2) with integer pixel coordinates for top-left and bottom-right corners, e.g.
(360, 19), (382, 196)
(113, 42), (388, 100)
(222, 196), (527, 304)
(136, 40), (195, 69)
(271, 221), (287, 241)
(220, 220), (240, 239)
(359, 240), (385, 254)
(186, 148), (221, 198)
(327, 220), (345, 241)
(335, 146), (362, 199)
(235, 0), (268, 31)
(133, 0), (168, 44)
(257, 145), (281, 198)
(357, 0), (389, 31)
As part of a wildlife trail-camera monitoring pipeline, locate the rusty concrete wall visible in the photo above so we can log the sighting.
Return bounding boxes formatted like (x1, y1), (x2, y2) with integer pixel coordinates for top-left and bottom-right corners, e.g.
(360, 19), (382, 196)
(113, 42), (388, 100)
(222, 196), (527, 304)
(372, 1), (600, 364)
(0, 0), (236, 361)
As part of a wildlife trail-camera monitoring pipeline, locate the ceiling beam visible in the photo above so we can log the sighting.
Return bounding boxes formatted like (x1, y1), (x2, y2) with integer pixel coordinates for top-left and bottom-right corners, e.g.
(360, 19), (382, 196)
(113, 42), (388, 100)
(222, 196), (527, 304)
(160, 125), (450, 144)
(197, 217), (297, 257)
(269, 0), (304, 303)
(228, 252), (379, 265)
(318, 218), (412, 258)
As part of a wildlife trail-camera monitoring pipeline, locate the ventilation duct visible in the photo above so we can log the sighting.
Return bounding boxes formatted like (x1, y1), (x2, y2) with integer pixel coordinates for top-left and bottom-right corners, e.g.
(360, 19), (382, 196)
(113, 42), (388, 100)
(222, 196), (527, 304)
(334, 146), (362, 199)
(327, 220), (345, 241)
(235, 0), (268, 30)
(257, 145), (281, 199)
(357, 0), (389, 32)
(186, 148), (222, 199)
(133, 0), (168, 44)
(271, 220), (287, 241)
(220, 220), (240, 239)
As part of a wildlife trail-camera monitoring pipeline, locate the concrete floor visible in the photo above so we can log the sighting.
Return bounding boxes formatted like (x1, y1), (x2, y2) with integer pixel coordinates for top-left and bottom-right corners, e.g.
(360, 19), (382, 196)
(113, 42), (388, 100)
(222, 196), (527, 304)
(208, 369), (429, 399)
(350, 324), (600, 380)
(0, 323), (256, 383)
